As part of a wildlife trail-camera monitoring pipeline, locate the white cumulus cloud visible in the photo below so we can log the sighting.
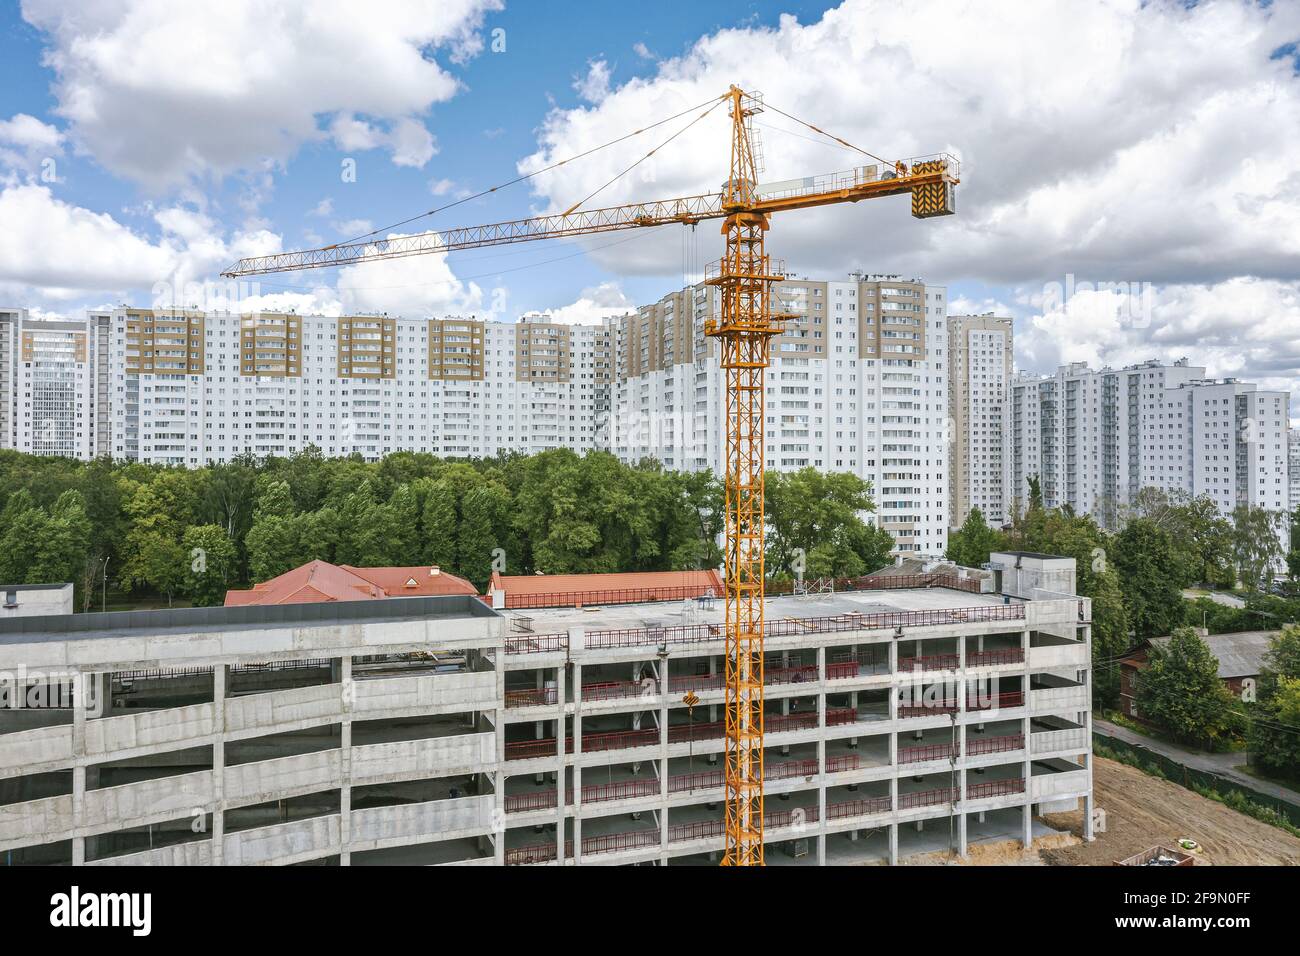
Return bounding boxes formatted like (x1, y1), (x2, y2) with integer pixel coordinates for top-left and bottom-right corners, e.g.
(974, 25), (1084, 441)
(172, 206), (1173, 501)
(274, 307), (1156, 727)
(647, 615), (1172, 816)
(21, 0), (501, 188)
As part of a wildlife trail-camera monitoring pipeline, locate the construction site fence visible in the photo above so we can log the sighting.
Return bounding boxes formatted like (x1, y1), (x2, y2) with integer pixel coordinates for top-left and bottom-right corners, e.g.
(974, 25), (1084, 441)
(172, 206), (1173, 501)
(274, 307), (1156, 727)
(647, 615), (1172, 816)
(504, 603), (1026, 655)
(1093, 730), (1300, 829)
(494, 571), (982, 612)
(502, 777), (1027, 864)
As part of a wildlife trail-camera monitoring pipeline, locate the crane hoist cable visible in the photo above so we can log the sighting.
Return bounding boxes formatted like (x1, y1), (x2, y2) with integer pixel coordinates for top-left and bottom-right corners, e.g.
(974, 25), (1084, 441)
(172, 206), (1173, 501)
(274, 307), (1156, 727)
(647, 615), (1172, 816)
(333, 93), (726, 248)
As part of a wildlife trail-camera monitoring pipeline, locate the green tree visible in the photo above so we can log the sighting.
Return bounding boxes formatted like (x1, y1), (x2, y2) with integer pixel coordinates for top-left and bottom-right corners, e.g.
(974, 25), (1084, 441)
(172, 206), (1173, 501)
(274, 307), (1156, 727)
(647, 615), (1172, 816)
(422, 479), (459, 571)
(1247, 625), (1300, 778)
(1232, 503), (1284, 592)
(181, 524), (239, 606)
(946, 507), (1004, 568)
(1112, 519), (1184, 640)
(1136, 627), (1234, 745)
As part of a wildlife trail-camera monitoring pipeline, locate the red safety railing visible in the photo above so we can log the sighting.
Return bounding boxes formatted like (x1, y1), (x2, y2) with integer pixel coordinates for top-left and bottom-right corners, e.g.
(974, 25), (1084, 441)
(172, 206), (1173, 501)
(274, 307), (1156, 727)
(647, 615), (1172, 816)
(966, 777), (1026, 800)
(966, 733), (1024, 756)
(505, 707), (859, 761)
(668, 673), (726, 694)
(503, 789), (561, 813)
(583, 828), (661, 857)
(504, 604), (1026, 655)
(498, 571), (983, 614)
(765, 806), (819, 829)
(898, 786), (960, 810)
(507, 754), (866, 813)
(967, 647), (1025, 667)
(504, 778), (1028, 862)
(827, 795), (892, 819)
(504, 686), (557, 708)
(898, 652), (960, 672)
(898, 741), (958, 764)
(669, 819), (724, 843)
(898, 689), (1025, 718)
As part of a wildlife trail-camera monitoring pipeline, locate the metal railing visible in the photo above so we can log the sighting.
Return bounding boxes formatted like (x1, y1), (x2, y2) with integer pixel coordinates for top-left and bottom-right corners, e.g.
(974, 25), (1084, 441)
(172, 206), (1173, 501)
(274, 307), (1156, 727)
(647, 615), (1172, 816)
(504, 706), (858, 761)
(505, 755), (865, 814)
(504, 603), (1025, 655)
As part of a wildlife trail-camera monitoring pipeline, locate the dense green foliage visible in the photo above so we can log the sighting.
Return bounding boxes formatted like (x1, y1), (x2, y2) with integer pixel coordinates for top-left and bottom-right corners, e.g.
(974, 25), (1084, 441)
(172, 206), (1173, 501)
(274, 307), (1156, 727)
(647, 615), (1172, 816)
(1135, 627), (1236, 746)
(0, 449), (890, 609)
(1248, 625), (1300, 779)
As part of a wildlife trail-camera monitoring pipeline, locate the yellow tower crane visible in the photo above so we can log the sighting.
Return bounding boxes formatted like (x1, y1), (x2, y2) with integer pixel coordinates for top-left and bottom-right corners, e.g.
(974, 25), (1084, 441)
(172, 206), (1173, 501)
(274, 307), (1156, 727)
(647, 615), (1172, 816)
(223, 86), (958, 866)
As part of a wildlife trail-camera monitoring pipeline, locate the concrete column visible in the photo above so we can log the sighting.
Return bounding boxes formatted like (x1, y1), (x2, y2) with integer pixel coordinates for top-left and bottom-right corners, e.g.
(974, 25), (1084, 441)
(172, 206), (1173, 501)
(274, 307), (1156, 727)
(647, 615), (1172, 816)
(888, 822), (898, 865)
(339, 656), (353, 865)
(211, 664), (227, 865)
(780, 651), (791, 755)
(71, 671), (87, 866)
(573, 662), (583, 865)
(659, 654), (669, 861)
(956, 766), (967, 858)
(555, 660), (567, 864)
(534, 670), (546, 786)
(1022, 802), (1033, 849)
(493, 638), (506, 866)
(849, 691), (859, 748)
(707, 655), (719, 765)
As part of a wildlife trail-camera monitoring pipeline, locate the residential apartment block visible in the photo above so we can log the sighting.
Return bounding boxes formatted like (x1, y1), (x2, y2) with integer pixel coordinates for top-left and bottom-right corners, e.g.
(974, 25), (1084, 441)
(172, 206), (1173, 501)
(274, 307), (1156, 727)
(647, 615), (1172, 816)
(947, 314), (1013, 529)
(0, 554), (1093, 866)
(0, 307), (111, 459)
(2, 274), (951, 556)
(106, 309), (609, 465)
(1006, 359), (1291, 550)
(610, 274), (951, 556)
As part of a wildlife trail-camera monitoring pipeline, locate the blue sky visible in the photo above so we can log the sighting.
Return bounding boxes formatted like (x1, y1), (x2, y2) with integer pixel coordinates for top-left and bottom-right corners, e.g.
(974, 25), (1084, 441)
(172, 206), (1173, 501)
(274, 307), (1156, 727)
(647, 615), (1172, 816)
(1, 0), (1298, 415)
(1, 0), (848, 317)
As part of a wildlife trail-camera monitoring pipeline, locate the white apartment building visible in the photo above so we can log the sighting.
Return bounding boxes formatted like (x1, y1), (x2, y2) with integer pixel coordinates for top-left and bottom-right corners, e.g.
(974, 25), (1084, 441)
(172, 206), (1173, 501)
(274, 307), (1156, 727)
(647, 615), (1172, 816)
(6, 272), (949, 557)
(1289, 428), (1300, 515)
(1006, 359), (1291, 551)
(947, 314), (1013, 529)
(0, 308), (111, 460)
(610, 274), (950, 556)
(107, 309), (610, 466)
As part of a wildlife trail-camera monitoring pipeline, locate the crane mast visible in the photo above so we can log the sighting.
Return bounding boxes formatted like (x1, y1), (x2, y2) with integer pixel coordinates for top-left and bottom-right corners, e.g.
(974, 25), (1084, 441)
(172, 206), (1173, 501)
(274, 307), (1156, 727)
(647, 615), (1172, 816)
(704, 86), (779, 866)
(221, 87), (958, 867)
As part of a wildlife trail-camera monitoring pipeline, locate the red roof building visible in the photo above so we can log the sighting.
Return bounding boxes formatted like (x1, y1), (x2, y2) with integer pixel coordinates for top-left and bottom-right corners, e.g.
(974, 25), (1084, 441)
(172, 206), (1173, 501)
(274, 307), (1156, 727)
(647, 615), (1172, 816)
(486, 569), (723, 609)
(225, 560), (478, 607)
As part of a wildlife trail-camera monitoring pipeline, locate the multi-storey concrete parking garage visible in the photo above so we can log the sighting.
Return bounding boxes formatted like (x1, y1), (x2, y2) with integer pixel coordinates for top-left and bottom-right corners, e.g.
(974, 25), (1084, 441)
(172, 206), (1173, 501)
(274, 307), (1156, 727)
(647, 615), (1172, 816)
(0, 553), (1093, 866)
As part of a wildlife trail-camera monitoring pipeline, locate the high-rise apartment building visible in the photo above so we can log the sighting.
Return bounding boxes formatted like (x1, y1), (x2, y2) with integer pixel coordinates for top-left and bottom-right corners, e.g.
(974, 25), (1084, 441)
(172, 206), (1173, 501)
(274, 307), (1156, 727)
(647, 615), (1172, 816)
(947, 314), (1013, 529)
(6, 271), (951, 557)
(106, 309), (610, 466)
(1006, 359), (1291, 552)
(1289, 428), (1300, 515)
(0, 308), (111, 459)
(610, 274), (950, 556)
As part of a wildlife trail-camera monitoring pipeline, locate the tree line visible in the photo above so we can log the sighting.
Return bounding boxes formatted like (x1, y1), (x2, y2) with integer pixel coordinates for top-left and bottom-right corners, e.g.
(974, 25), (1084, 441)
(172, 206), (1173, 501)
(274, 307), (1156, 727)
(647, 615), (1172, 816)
(0, 448), (893, 611)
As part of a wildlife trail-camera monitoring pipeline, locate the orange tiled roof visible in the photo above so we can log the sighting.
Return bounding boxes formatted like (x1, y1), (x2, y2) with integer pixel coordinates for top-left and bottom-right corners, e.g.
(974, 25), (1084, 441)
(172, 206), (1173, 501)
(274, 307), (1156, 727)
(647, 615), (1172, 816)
(487, 568), (722, 599)
(225, 560), (477, 607)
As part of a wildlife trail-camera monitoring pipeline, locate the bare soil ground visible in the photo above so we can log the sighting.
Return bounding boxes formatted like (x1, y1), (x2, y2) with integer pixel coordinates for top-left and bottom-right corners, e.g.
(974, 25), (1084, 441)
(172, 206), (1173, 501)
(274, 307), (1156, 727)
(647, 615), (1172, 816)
(1040, 756), (1300, 866)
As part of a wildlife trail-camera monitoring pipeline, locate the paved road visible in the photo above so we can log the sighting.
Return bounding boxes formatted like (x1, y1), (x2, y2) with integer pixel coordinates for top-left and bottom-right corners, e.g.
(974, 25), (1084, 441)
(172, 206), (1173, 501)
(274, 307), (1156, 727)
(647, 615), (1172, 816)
(1181, 589), (1246, 609)
(1093, 717), (1300, 807)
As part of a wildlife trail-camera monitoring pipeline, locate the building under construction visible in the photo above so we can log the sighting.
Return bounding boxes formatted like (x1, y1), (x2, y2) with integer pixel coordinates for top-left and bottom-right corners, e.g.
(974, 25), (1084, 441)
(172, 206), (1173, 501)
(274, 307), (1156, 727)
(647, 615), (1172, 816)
(0, 553), (1093, 865)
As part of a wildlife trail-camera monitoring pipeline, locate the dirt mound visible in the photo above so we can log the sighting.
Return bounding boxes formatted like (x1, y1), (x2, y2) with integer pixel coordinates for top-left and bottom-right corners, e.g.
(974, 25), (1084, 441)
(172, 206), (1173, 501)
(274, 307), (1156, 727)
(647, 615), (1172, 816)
(1041, 757), (1300, 866)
